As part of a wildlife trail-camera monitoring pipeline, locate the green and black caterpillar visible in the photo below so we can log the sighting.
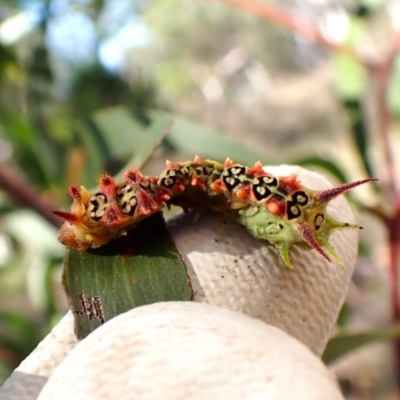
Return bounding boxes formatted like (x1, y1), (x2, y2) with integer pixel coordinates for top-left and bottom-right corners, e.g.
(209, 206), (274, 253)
(53, 157), (376, 267)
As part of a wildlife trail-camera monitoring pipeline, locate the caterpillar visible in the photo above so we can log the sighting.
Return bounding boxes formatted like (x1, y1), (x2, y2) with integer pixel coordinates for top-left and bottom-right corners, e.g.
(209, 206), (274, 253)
(53, 157), (376, 268)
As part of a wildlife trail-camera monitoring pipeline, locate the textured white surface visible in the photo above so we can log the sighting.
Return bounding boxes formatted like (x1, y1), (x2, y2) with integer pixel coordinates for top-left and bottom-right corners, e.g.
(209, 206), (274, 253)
(38, 302), (344, 400)
(169, 165), (358, 355)
(0, 165), (359, 399)
(0, 312), (77, 400)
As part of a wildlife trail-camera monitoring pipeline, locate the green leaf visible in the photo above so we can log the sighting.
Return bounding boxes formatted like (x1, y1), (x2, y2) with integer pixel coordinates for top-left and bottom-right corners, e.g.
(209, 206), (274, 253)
(336, 302), (352, 328)
(74, 108), (173, 186)
(80, 106), (271, 172)
(91, 107), (159, 161)
(354, 0), (385, 15)
(333, 31), (373, 179)
(0, 311), (41, 356)
(323, 326), (400, 364)
(341, 98), (373, 177)
(63, 106), (276, 339)
(1, 114), (50, 187)
(72, 106), (273, 189)
(62, 213), (193, 339)
(0, 359), (13, 387)
(334, 54), (367, 100)
(157, 110), (270, 165)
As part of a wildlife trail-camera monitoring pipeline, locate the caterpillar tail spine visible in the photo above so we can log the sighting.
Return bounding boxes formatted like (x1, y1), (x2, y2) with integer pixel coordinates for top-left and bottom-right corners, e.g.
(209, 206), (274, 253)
(238, 177), (377, 268)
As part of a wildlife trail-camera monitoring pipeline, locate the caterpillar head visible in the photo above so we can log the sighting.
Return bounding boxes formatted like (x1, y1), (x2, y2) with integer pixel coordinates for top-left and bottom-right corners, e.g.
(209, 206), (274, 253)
(52, 185), (116, 251)
(53, 174), (162, 251)
(239, 178), (376, 268)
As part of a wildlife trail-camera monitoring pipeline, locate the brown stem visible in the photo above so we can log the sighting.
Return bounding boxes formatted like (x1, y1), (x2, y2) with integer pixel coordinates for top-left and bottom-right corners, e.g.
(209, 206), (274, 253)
(372, 69), (397, 198)
(0, 164), (62, 228)
(370, 31), (400, 199)
(369, 32), (400, 386)
(0, 346), (21, 369)
(364, 30), (400, 390)
(388, 207), (400, 385)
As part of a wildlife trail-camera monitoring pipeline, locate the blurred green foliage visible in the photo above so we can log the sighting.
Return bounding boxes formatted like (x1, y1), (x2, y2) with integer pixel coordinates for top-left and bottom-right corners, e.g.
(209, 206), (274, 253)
(0, 0), (398, 397)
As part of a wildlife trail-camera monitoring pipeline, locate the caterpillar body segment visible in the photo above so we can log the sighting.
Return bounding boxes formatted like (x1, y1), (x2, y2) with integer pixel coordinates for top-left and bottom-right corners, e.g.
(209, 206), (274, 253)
(53, 185), (118, 251)
(54, 175), (163, 251)
(156, 158), (224, 205)
(238, 177), (376, 267)
(53, 156), (376, 267)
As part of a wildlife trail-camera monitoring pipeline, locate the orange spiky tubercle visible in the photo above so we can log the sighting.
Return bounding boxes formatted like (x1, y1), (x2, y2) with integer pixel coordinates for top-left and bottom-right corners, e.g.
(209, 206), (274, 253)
(53, 154), (376, 267)
(156, 157), (226, 210)
(53, 185), (113, 251)
(53, 173), (163, 251)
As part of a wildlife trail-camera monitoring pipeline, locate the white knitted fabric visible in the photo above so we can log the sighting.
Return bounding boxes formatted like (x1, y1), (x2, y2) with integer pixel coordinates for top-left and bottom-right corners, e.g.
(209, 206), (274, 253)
(0, 166), (359, 399)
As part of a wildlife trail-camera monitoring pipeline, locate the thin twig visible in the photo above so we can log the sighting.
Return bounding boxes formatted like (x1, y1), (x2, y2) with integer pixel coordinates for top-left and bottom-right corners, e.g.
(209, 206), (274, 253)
(371, 31), (400, 199)
(138, 118), (174, 170)
(374, 62), (396, 196)
(0, 164), (62, 228)
(369, 31), (400, 385)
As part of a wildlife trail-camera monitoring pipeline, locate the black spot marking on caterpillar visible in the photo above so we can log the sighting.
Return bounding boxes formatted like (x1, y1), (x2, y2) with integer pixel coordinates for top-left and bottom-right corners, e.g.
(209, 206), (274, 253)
(88, 193), (107, 221)
(252, 183), (272, 201)
(286, 201), (301, 220)
(262, 176), (278, 187)
(121, 197), (138, 216)
(293, 191), (309, 206)
(314, 213), (325, 230)
(160, 169), (177, 189)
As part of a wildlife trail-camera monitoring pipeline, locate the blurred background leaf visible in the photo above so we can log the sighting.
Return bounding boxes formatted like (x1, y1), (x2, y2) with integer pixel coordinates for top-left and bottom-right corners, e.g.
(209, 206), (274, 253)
(0, 1), (395, 397)
(323, 326), (400, 365)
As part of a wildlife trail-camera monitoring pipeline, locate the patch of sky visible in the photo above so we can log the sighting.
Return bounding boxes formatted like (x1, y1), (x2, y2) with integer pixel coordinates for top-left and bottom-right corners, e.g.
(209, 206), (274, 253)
(98, 0), (149, 71)
(47, 0), (148, 70)
(99, 19), (148, 72)
(47, 10), (98, 64)
(1, 0), (149, 70)
(0, 3), (41, 45)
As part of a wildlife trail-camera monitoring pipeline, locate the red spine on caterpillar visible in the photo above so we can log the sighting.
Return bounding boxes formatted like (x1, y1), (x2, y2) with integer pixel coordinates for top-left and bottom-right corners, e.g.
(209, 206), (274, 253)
(53, 157), (377, 268)
(53, 171), (163, 250)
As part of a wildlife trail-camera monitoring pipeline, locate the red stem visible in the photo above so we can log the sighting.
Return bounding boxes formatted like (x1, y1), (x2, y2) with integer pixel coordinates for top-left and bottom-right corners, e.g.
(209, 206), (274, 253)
(390, 213), (400, 321)
(374, 31), (400, 384)
(388, 205), (400, 386)
(371, 31), (400, 199)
